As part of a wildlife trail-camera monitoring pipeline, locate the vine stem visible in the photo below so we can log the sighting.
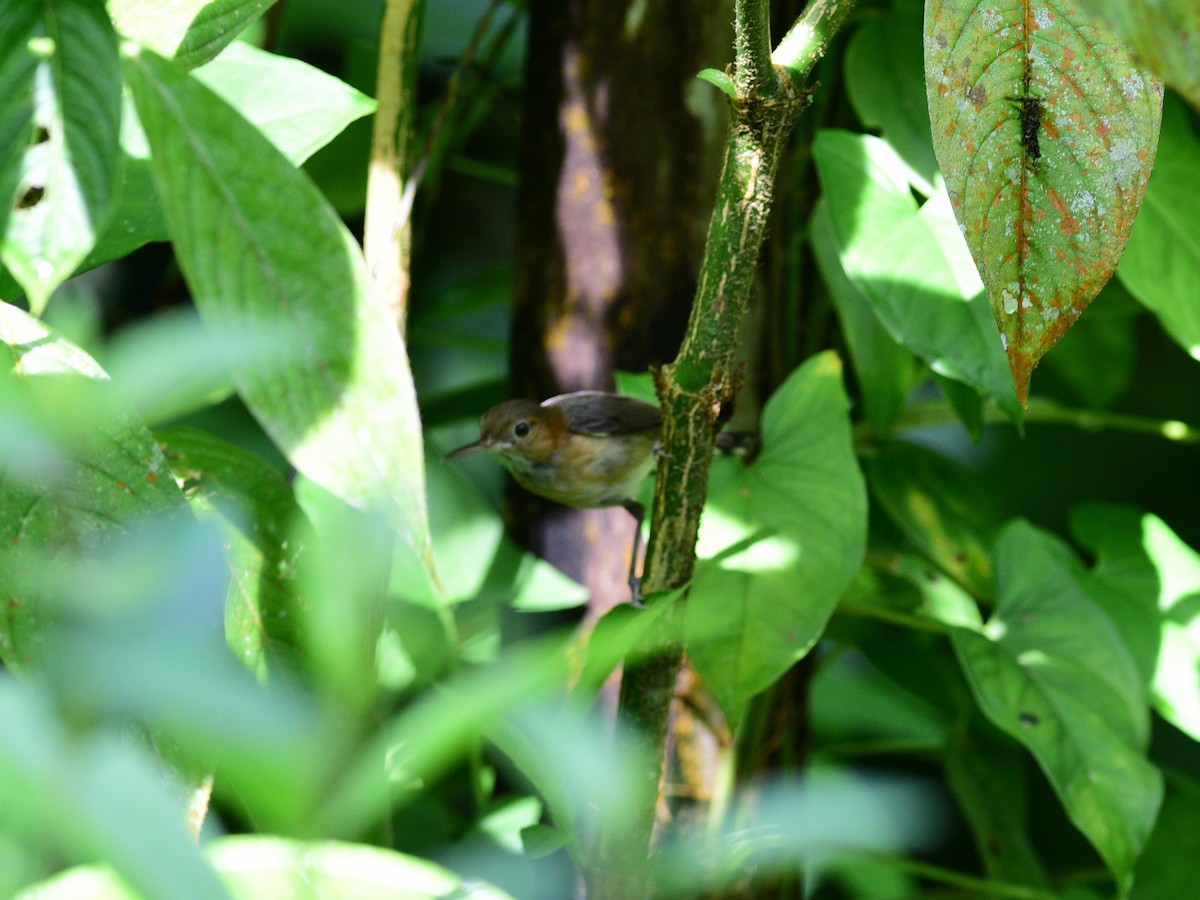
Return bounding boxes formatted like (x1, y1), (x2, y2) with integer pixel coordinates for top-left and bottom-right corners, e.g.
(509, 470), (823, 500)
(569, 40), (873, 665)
(588, 1), (857, 896)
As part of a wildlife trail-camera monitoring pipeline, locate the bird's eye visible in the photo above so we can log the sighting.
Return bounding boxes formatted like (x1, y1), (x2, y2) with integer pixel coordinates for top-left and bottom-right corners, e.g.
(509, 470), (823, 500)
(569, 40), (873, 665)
(513, 421), (531, 439)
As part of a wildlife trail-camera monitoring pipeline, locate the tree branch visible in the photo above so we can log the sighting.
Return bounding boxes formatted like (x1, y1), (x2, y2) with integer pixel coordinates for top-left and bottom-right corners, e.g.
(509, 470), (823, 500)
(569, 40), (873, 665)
(588, 1), (857, 896)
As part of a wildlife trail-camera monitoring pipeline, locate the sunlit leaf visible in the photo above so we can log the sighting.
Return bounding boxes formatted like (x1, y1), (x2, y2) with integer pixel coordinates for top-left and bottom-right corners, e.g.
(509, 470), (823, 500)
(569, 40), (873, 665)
(949, 520), (1161, 892)
(925, 0), (1163, 403)
(193, 42), (376, 166)
(1071, 502), (1200, 743)
(124, 47), (434, 573)
(0, 4), (38, 245)
(810, 201), (918, 435)
(687, 352), (867, 722)
(1, 0), (121, 315)
(109, 0), (276, 69)
(813, 129), (1020, 421)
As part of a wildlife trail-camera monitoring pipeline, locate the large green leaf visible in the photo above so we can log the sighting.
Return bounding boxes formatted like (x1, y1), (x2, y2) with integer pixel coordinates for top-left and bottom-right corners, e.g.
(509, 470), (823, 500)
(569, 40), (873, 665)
(925, 0), (1163, 403)
(686, 352), (867, 722)
(812, 129), (1020, 421)
(1117, 96), (1200, 359)
(108, 0), (276, 69)
(1071, 502), (1200, 742)
(124, 47), (434, 572)
(1, 0), (121, 315)
(0, 301), (190, 668)
(948, 520), (1161, 893)
(1077, 0), (1200, 112)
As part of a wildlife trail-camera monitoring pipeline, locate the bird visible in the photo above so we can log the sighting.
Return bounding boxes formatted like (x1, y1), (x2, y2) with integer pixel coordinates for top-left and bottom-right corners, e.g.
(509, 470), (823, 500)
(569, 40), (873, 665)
(444, 390), (662, 601)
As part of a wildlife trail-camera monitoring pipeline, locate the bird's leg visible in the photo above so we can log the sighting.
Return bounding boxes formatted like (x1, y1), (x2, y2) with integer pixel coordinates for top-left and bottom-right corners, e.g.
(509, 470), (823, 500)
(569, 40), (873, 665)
(622, 500), (646, 606)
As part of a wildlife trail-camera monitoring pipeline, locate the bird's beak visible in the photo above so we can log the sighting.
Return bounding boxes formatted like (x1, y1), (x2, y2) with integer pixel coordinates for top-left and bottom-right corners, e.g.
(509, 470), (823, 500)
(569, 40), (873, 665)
(442, 438), (493, 462)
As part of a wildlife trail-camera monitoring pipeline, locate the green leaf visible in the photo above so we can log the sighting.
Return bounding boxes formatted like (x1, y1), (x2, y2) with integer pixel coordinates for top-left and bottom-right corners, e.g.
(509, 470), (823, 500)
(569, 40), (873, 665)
(1071, 502), (1200, 742)
(1039, 279), (1140, 408)
(193, 41), (376, 167)
(866, 440), (1001, 600)
(949, 520), (1162, 892)
(123, 47), (434, 573)
(844, 10), (938, 196)
(1, 0), (121, 315)
(925, 0), (1163, 403)
(812, 129), (1020, 421)
(109, 0), (277, 69)
(810, 200), (918, 436)
(944, 718), (1048, 886)
(0, 679), (230, 900)
(1117, 96), (1200, 360)
(686, 352), (867, 722)
(0, 4), (39, 244)
(0, 302), (190, 668)
(155, 426), (306, 682)
(1077, 0), (1200, 112)
(22, 833), (515, 899)
(208, 835), (515, 898)
(1132, 773), (1200, 900)
(389, 460), (588, 613)
(696, 67), (737, 101)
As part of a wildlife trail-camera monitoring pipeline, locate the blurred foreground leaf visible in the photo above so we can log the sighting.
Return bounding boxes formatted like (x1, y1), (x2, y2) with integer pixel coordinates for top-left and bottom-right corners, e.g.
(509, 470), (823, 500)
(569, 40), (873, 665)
(0, 302), (189, 668)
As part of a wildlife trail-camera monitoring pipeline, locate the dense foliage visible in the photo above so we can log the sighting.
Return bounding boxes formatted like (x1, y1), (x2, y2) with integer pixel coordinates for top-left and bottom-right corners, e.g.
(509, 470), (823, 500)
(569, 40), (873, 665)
(2, 0), (1199, 897)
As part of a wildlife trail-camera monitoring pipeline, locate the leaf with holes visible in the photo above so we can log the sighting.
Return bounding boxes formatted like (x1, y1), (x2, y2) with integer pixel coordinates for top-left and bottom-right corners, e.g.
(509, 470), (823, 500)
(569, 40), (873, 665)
(1, 0), (121, 316)
(949, 520), (1162, 893)
(925, 1), (1163, 404)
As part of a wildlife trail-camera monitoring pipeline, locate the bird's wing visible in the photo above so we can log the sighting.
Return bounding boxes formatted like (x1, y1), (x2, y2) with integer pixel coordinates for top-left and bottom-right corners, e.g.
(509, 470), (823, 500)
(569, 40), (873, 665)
(544, 391), (663, 436)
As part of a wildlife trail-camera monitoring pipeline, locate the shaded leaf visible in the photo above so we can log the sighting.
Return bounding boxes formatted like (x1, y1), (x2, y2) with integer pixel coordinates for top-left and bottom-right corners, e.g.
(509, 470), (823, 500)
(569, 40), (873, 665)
(687, 352), (867, 722)
(109, 0), (276, 69)
(945, 717), (1048, 886)
(1132, 773), (1200, 900)
(1, 0), (121, 315)
(925, 0), (1163, 402)
(867, 439), (1002, 599)
(845, 9), (938, 195)
(813, 129), (1020, 421)
(123, 47), (434, 572)
(155, 425), (307, 682)
(1077, 0), (1200, 112)
(1117, 95), (1200, 359)
(949, 520), (1161, 892)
